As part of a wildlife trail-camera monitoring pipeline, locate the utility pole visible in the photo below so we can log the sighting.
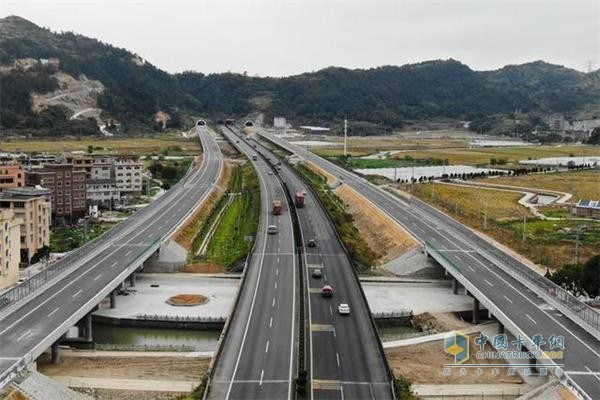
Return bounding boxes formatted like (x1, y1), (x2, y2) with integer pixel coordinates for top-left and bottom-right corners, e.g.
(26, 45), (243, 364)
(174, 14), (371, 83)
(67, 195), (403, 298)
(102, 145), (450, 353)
(343, 118), (348, 157)
(522, 213), (527, 243)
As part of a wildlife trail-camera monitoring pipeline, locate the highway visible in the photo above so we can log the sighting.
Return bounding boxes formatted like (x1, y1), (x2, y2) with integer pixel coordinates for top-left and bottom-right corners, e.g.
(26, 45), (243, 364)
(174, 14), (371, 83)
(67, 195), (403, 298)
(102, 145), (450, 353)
(207, 126), (297, 400)
(258, 130), (600, 400)
(247, 133), (394, 399)
(0, 127), (223, 388)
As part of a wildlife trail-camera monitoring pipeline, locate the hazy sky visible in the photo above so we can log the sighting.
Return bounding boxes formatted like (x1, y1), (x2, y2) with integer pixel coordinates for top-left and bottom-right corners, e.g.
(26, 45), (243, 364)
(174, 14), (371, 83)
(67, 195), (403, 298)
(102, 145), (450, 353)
(2, 0), (598, 76)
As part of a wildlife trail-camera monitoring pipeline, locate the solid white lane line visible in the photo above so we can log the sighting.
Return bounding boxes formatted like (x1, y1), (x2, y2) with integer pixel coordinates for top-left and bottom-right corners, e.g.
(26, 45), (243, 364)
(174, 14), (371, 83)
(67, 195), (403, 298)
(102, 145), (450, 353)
(269, 317), (273, 328)
(484, 279), (494, 287)
(265, 341), (270, 354)
(93, 274), (102, 282)
(259, 370), (265, 386)
(16, 330), (32, 342)
(584, 366), (600, 382)
(503, 295), (513, 304)
(47, 307), (60, 318)
(526, 314), (537, 324)
(72, 289), (83, 298)
(336, 353), (340, 367)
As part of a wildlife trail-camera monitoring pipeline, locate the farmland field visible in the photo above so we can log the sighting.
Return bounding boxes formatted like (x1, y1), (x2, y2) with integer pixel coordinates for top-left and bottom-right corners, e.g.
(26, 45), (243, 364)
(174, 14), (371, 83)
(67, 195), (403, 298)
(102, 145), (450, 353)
(411, 182), (599, 268)
(478, 170), (600, 201)
(0, 136), (201, 155)
(391, 145), (600, 166)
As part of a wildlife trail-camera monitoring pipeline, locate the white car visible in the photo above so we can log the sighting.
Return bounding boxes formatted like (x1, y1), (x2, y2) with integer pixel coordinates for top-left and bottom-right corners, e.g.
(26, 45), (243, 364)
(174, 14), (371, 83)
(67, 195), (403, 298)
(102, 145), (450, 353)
(338, 303), (350, 315)
(267, 225), (278, 234)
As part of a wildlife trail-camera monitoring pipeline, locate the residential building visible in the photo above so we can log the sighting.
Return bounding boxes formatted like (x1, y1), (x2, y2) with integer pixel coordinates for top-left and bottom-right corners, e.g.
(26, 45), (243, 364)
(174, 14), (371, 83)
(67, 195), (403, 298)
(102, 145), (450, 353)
(87, 179), (120, 206)
(0, 188), (50, 265)
(114, 156), (143, 196)
(0, 160), (25, 191)
(0, 209), (20, 290)
(574, 199), (600, 219)
(26, 164), (86, 220)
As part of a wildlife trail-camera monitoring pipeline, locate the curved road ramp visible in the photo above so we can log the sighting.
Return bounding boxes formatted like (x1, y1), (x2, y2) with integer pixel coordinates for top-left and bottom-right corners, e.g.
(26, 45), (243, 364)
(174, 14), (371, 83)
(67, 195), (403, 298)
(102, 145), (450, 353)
(257, 129), (600, 400)
(0, 127), (223, 390)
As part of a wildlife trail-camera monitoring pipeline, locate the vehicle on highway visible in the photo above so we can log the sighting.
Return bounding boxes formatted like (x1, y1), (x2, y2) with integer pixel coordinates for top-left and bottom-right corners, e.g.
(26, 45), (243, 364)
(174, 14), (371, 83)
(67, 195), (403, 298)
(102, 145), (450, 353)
(295, 191), (305, 208)
(268, 170), (273, 175)
(338, 303), (350, 315)
(321, 284), (333, 297)
(272, 199), (283, 215)
(307, 238), (316, 247)
(312, 269), (322, 278)
(252, 153), (258, 161)
(267, 225), (278, 234)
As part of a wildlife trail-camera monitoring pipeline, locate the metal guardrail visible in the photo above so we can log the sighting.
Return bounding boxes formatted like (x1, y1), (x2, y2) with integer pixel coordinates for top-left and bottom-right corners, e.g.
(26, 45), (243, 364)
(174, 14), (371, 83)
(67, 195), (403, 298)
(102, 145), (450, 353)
(135, 314), (226, 322)
(0, 157), (199, 315)
(425, 242), (592, 400)
(372, 311), (413, 319)
(411, 197), (600, 339)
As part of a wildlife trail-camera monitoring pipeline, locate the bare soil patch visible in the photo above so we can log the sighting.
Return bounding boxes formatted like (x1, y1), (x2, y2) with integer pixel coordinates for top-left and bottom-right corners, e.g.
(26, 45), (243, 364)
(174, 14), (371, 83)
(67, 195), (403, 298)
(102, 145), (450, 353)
(167, 294), (208, 306)
(181, 262), (225, 273)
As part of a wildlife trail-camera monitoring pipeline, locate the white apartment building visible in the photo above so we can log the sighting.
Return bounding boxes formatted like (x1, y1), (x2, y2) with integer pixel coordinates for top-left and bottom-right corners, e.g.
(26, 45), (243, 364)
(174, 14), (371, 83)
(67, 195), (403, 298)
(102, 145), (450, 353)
(0, 209), (21, 290)
(114, 156), (143, 195)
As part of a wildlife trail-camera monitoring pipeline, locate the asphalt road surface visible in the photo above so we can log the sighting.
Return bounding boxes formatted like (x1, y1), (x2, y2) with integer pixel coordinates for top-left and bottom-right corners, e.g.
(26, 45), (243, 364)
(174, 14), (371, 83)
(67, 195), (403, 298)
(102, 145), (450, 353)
(207, 126), (297, 400)
(245, 133), (394, 399)
(259, 130), (600, 400)
(0, 127), (223, 388)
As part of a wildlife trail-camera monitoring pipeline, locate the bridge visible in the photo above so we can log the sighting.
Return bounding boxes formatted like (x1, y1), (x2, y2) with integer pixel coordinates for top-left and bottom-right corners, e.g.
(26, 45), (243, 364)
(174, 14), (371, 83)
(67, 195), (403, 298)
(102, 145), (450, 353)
(258, 129), (600, 400)
(0, 127), (223, 389)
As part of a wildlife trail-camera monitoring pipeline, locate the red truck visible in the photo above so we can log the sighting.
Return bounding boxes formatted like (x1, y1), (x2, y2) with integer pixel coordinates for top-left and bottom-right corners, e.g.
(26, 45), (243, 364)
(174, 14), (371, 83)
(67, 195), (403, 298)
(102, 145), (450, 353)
(272, 199), (283, 215)
(294, 191), (305, 208)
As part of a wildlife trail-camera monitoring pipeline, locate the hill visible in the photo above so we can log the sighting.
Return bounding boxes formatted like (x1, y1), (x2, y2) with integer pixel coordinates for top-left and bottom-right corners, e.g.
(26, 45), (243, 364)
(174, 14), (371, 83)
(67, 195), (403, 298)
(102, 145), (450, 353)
(1, 16), (598, 135)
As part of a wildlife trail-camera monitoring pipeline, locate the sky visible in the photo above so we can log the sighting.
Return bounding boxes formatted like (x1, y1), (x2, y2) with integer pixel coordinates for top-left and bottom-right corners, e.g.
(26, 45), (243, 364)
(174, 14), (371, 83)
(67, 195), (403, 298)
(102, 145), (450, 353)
(1, 0), (599, 77)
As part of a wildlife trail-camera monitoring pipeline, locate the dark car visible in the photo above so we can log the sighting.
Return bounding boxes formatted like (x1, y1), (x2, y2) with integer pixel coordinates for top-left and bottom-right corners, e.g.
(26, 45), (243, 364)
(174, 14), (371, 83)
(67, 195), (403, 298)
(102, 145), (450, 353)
(307, 239), (317, 248)
(312, 269), (322, 279)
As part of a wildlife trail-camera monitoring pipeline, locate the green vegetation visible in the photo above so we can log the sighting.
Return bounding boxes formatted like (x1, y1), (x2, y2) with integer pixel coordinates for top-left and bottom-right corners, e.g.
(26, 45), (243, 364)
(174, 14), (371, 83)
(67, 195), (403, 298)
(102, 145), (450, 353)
(550, 255), (600, 297)
(295, 163), (379, 270)
(2, 16), (599, 133)
(393, 376), (417, 399)
(331, 155), (445, 169)
(50, 221), (114, 252)
(412, 182), (600, 269)
(194, 163), (260, 269)
(148, 158), (192, 189)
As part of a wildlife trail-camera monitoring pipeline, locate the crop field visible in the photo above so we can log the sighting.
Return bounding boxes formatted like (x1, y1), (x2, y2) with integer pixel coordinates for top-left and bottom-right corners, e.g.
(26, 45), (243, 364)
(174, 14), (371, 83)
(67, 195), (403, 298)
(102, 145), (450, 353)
(390, 145), (600, 166)
(411, 182), (599, 268)
(0, 136), (201, 155)
(478, 170), (600, 201)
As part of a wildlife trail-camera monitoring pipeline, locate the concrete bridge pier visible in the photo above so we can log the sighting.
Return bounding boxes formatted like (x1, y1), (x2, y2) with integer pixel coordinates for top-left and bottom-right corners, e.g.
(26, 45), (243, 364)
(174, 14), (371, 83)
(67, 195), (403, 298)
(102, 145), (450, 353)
(128, 272), (136, 287)
(51, 342), (60, 364)
(110, 289), (117, 309)
(85, 312), (93, 342)
(472, 297), (480, 324)
(451, 278), (459, 294)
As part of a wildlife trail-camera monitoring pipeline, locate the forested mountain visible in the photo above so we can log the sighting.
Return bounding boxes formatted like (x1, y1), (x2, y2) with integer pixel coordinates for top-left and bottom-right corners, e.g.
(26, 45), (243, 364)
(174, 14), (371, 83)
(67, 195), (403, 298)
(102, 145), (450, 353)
(1, 15), (598, 135)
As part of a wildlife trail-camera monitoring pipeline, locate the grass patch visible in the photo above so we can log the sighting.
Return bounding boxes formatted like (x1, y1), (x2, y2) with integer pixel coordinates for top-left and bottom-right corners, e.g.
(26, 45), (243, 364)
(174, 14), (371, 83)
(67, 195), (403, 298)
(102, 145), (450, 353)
(330, 156), (443, 169)
(392, 145), (600, 166)
(412, 182), (600, 268)
(295, 163), (380, 270)
(148, 158), (192, 189)
(0, 137), (201, 156)
(477, 170), (600, 201)
(50, 221), (114, 252)
(199, 163), (260, 269)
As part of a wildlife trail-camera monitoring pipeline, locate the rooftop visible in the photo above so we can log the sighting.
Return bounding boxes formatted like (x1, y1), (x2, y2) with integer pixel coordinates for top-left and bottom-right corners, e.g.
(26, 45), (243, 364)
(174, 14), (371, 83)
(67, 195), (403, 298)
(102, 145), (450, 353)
(576, 199), (600, 210)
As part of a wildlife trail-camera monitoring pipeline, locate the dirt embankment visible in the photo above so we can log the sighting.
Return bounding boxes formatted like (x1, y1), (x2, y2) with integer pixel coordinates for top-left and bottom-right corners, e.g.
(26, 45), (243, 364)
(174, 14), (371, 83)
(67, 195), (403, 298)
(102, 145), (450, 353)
(386, 333), (524, 385)
(174, 161), (232, 251)
(306, 161), (417, 266)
